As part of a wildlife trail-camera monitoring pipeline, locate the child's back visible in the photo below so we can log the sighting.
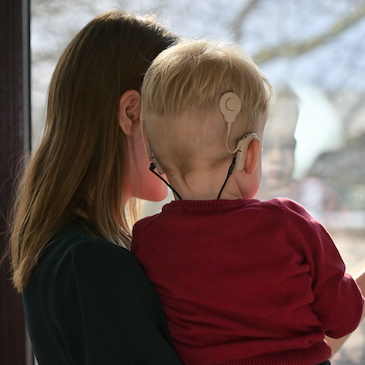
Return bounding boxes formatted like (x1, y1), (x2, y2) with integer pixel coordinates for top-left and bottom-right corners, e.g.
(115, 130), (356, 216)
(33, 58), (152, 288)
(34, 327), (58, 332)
(133, 197), (363, 365)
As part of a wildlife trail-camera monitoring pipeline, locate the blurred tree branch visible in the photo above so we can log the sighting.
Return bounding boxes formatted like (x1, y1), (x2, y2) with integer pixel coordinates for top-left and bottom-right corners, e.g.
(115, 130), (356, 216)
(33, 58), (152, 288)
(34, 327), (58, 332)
(254, 4), (365, 63)
(231, 0), (260, 42)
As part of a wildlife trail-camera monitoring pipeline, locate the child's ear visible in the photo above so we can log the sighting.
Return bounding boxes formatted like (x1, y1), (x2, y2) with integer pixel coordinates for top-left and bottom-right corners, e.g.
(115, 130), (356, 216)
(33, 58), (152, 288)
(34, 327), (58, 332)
(244, 138), (261, 175)
(118, 90), (141, 136)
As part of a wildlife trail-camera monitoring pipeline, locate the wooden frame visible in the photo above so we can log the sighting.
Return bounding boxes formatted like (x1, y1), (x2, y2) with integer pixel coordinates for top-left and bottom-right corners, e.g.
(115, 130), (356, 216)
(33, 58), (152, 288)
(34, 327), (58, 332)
(0, 0), (31, 364)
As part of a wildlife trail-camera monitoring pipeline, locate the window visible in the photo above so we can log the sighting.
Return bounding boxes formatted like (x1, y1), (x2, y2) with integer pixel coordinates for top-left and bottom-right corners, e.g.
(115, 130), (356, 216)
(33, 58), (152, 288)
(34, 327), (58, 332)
(32, 1), (365, 363)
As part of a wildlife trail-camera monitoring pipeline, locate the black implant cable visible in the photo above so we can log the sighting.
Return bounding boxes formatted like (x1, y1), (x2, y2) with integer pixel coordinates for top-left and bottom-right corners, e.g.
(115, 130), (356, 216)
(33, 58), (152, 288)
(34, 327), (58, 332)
(150, 156), (236, 201)
(216, 156), (236, 200)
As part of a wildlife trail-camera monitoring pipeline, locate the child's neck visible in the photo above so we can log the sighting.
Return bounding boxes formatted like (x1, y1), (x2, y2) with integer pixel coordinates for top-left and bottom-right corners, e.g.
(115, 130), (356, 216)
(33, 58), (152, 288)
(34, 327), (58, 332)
(166, 166), (245, 201)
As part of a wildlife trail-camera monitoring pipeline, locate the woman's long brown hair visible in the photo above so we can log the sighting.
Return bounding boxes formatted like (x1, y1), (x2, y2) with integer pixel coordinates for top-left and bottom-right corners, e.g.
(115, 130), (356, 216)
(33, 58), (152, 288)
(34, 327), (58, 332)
(9, 11), (178, 292)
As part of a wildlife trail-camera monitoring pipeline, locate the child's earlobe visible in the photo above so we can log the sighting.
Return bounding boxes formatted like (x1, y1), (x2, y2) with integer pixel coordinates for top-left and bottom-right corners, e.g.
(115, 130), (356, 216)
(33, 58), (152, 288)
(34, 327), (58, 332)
(244, 138), (261, 175)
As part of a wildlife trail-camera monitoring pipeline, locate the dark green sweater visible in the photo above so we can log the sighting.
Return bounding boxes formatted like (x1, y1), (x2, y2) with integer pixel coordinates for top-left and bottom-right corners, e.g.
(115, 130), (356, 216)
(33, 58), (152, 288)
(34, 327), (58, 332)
(23, 219), (183, 365)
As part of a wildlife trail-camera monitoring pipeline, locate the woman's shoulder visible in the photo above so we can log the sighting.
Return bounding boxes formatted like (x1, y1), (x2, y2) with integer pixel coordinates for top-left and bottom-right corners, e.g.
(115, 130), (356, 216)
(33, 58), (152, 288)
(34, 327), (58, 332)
(40, 219), (126, 261)
(26, 218), (158, 302)
(30, 218), (144, 288)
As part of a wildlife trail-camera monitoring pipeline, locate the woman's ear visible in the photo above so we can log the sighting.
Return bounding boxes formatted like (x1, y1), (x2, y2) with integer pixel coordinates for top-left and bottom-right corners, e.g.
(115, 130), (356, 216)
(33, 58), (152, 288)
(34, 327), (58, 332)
(244, 138), (261, 175)
(118, 90), (141, 136)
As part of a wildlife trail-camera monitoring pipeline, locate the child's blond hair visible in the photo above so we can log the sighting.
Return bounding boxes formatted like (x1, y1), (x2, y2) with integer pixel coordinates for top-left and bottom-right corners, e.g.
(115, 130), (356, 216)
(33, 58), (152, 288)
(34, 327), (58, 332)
(141, 39), (273, 177)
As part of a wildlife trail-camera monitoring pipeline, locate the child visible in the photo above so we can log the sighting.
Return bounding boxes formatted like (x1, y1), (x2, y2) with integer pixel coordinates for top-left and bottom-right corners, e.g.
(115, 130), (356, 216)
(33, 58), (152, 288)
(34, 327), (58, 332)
(131, 39), (364, 365)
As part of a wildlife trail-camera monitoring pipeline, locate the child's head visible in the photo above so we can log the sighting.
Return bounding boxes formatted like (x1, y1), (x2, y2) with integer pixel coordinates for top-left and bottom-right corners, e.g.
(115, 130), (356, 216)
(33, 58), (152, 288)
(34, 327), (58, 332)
(141, 39), (273, 179)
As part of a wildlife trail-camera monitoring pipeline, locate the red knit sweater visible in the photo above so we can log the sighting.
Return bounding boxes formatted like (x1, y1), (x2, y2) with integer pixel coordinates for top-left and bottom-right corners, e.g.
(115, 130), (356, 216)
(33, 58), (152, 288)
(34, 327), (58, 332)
(132, 198), (364, 365)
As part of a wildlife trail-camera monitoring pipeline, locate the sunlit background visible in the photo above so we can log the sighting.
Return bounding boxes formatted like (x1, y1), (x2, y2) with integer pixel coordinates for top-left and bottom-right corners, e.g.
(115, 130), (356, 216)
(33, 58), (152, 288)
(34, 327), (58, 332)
(31, 1), (365, 364)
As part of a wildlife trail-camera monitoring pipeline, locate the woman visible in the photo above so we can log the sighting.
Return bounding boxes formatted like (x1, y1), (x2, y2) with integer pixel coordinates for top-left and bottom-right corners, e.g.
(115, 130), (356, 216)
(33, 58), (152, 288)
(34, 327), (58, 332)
(9, 11), (182, 365)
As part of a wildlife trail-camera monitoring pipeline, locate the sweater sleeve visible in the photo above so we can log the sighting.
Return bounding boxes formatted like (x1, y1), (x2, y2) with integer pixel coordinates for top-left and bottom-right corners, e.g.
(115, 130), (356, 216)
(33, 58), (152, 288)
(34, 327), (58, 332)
(68, 240), (183, 365)
(281, 199), (364, 338)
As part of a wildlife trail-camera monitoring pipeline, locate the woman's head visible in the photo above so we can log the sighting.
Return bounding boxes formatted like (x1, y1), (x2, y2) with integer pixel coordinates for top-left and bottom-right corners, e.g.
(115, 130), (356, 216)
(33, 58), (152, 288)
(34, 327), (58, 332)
(45, 10), (177, 224)
(10, 10), (178, 291)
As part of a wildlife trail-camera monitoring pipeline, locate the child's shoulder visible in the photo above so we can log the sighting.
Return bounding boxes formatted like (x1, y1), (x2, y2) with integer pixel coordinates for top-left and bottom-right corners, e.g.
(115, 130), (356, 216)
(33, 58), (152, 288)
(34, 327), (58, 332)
(259, 197), (313, 220)
(132, 211), (163, 234)
(262, 197), (305, 210)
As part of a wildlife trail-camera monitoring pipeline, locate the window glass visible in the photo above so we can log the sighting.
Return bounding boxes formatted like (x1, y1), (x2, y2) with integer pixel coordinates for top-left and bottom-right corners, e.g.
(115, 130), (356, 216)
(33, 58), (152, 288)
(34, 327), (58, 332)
(32, 1), (365, 364)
